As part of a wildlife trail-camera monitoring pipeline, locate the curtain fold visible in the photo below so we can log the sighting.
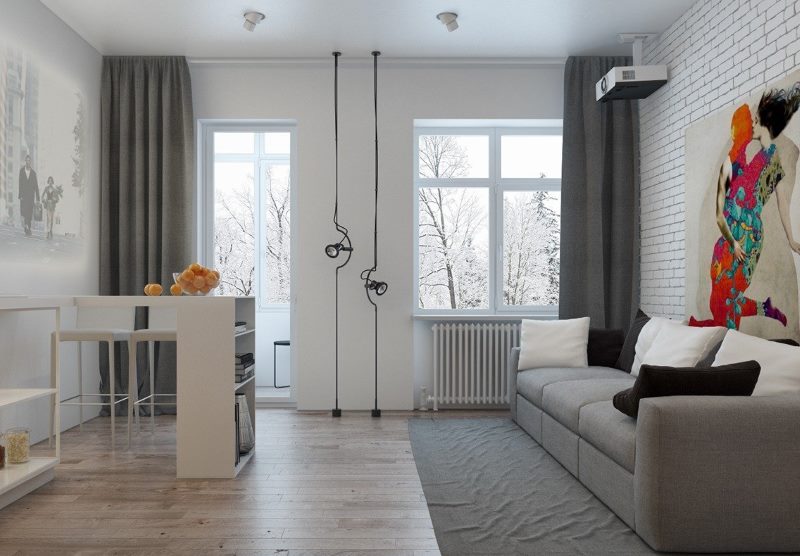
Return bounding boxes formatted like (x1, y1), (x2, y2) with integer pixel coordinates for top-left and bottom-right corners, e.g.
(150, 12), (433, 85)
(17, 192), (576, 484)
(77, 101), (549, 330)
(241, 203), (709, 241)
(99, 56), (195, 414)
(559, 56), (640, 330)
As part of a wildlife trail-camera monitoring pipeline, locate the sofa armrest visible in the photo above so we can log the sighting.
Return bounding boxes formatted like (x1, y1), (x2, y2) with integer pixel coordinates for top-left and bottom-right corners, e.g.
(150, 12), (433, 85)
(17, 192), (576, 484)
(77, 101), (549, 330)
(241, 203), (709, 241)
(508, 347), (521, 419)
(634, 395), (800, 553)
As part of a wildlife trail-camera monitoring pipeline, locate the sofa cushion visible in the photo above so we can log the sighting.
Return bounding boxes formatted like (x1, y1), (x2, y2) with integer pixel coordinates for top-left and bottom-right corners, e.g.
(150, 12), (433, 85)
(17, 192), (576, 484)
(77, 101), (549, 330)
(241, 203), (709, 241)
(579, 401), (637, 472)
(587, 328), (625, 368)
(516, 367), (631, 407)
(714, 330), (800, 396)
(615, 309), (649, 373)
(641, 321), (727, 369)
(518, 317), (590, 370)
(613, 360), (761, 418)
(541, 377), (636, 433)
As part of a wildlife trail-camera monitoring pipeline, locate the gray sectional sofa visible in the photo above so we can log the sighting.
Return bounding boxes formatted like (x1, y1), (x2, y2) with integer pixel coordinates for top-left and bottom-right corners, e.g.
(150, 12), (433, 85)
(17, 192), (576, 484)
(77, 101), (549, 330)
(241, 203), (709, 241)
(509, 347), (800, 553)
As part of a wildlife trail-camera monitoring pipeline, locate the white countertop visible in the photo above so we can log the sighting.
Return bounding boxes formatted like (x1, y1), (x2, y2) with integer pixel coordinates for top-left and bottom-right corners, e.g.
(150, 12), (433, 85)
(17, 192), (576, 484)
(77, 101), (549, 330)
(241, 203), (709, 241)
(0, 295), (252, 311)
(0, 296), (75, 311)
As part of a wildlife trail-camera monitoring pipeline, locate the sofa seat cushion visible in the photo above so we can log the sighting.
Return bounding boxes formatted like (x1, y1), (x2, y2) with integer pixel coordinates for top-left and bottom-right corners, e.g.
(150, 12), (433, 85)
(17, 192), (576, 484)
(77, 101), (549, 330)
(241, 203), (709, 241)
(579, 401), (637, 472)
(516, 367), (631, 407)
(541, 378), (636, 433)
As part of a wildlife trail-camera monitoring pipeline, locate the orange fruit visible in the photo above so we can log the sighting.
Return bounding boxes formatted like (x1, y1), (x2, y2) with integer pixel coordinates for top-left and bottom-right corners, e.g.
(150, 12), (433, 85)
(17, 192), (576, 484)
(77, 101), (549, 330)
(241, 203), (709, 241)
(170, 283), (183, 296)
(180, 269), (195, 282)
(150, 284), (163, 296)
(204, 274), (216, 287)
(195, 266), (208, 277)
(184, 284), (198, 294)
(144, 284), (152, 296)
(189, 262), (203, 273)
(210, 270), (220, 280)
(192, 276), (205, 289)
(200, 284), (211, 294)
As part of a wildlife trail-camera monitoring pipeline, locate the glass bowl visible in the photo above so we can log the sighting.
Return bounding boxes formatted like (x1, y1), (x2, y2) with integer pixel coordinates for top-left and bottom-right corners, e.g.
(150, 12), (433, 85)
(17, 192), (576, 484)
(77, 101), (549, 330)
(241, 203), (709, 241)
(173, 272), (217, 296)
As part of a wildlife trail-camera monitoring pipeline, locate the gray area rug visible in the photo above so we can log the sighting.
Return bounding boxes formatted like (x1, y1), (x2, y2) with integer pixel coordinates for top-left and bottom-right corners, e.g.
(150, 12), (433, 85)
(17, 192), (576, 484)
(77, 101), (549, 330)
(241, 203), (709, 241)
(408, 417), (656, 556)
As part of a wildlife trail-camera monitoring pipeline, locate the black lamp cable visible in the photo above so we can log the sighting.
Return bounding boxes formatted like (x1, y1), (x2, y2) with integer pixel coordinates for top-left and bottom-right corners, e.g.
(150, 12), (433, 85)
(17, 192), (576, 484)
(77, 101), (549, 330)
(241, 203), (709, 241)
(361, 50), (385, 418)
(329, 51), (351, 418)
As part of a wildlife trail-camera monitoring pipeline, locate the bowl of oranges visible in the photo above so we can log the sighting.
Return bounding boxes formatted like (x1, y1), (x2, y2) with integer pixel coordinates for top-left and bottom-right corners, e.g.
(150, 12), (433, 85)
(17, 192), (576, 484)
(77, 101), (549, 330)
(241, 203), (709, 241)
(173, 263), (221, 296)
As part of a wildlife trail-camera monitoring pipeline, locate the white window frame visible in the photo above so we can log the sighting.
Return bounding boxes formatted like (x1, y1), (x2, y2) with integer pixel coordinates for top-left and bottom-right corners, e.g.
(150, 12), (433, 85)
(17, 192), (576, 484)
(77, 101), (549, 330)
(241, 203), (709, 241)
(413, 123), (563, 316)
(198, 120), (297, 312)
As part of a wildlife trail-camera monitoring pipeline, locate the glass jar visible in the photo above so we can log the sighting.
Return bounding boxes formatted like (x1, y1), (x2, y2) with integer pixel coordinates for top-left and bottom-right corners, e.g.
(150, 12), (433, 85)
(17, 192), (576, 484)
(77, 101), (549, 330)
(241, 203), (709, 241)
(4, 428), (30, 464)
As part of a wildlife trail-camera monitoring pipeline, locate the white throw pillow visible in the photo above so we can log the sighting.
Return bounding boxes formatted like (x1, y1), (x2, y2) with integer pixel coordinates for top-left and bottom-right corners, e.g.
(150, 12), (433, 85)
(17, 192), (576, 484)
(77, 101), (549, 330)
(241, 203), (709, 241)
(713, 329), (800, 396)
(630, 317), (670, 376)
(640, 321), (727, 369)
(517, 317), (590, 370)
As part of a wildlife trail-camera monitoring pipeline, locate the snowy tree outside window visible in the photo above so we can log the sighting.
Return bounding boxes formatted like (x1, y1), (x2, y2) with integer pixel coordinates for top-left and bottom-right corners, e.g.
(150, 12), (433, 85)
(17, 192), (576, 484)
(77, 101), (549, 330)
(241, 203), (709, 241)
(211, 131), (292, 307)
(415, 126), (562, 312)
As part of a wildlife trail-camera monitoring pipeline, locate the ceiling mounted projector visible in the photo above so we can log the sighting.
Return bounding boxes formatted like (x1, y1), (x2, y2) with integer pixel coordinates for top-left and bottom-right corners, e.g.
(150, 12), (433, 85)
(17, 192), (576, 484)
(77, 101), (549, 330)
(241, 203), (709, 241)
(243, 11), (265, 32)
(596, 33), (667, 102)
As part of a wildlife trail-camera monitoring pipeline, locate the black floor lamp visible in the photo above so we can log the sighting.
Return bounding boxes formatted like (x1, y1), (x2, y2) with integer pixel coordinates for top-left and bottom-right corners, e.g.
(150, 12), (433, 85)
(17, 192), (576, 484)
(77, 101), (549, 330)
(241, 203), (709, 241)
(325, 51), (352, 418)
(361, 51), (389, 418)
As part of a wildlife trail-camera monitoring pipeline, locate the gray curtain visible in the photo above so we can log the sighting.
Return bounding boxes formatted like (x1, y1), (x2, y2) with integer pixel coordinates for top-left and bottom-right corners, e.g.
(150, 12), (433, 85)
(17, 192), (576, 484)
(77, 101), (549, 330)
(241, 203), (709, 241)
(99, 56), (194, 414)
(559, 56), (640, 330)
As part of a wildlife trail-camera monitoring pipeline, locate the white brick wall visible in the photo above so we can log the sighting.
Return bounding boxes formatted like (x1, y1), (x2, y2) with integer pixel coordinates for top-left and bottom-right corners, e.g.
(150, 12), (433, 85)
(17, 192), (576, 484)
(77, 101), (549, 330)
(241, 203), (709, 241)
(639, 0), (800, 318)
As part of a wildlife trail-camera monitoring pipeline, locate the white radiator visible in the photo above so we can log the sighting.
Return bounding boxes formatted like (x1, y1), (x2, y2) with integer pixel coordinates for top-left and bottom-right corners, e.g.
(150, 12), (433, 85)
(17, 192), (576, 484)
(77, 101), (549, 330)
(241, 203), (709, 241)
(431, 322), (519, 410)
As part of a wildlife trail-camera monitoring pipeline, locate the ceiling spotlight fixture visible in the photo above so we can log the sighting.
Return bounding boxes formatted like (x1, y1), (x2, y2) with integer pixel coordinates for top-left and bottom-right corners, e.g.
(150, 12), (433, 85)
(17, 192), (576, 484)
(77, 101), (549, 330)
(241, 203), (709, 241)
(243, 11), (265, 32)
(436, 12), (459, 32)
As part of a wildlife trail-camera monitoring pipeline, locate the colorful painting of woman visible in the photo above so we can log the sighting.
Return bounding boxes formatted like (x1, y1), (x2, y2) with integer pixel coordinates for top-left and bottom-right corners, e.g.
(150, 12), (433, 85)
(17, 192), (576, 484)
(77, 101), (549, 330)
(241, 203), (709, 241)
(690, 86), (800, 329)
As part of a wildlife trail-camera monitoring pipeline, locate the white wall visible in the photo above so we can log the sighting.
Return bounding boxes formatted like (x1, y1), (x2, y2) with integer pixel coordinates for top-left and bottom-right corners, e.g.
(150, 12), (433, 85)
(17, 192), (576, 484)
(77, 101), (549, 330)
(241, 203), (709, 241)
(191, 60), (563, 409)
(639, 0), (800, 318)
(0, 0), (101, 440)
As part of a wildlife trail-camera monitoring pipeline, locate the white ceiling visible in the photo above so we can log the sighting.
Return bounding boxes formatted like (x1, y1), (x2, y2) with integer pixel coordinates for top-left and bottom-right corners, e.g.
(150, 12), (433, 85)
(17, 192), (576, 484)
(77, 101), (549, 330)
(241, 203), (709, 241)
(40, 0), (695, 59)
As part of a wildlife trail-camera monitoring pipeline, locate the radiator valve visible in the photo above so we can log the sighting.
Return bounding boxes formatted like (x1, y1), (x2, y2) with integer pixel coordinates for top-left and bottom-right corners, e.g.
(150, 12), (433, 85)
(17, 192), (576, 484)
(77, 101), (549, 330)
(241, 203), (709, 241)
(419, 386), (429, 411)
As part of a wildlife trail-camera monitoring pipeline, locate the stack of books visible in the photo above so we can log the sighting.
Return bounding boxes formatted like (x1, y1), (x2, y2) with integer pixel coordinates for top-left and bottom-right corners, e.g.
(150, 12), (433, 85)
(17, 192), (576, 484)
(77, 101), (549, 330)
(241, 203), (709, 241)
(235, 352), (255, 383)
(234, 321), (248, 334)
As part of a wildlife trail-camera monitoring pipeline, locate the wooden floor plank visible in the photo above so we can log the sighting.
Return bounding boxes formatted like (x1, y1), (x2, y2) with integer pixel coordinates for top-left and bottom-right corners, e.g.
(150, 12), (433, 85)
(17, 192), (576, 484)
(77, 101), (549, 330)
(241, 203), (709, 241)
(0, 408), (506, 554)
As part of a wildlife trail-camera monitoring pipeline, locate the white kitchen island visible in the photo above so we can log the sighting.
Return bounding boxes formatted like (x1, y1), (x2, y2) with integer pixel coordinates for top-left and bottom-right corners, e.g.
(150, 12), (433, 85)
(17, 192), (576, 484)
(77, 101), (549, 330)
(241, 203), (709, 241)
(73, 295), (256, 479)
(1, 295), (255, 494)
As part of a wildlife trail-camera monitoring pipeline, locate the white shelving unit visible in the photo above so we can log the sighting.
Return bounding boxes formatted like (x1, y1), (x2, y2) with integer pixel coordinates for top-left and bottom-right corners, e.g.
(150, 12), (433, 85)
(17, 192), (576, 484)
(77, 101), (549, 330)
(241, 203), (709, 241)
(0, 297), (64, 510)
(234, 298), (256, 477)
(74, 295), (256, 478)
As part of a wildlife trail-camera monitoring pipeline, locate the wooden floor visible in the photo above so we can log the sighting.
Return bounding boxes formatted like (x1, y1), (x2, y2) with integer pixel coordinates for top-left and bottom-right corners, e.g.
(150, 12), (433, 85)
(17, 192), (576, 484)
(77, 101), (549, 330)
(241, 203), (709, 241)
(0, 409), (506, 555)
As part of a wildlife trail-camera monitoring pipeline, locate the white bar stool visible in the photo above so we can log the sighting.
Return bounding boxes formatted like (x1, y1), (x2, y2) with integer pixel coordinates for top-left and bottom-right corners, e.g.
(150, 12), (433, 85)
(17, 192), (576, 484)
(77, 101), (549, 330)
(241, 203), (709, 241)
(128, 307), (177, 447)
(54, 307), (135, 446)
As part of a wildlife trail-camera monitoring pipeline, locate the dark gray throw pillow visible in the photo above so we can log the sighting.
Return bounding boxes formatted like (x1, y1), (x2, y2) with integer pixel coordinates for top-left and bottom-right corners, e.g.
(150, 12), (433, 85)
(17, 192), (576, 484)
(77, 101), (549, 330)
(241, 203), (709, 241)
(696, 339), (723, 368)
(612, 360), (761, 418)
(615, 309), (650, 373)
(587, 328), (625, 367)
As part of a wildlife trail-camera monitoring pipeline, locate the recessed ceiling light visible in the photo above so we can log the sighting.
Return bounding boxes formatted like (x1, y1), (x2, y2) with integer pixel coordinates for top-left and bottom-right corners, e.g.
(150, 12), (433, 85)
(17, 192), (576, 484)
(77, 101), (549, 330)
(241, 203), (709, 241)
(243, 11), (266, 32)
(436, 12), (459, 32)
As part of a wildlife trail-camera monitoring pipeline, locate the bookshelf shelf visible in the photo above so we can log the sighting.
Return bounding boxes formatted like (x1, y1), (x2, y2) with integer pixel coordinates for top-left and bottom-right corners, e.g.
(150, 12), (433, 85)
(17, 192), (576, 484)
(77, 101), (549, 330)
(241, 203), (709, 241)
(0, 300), (63, 509)
(0, 457), (58, 505)
(233, 298), (256, 478)
(0, 388), (57, 410)
(235, 374), (256, 392)
(233, 450), (254, 477)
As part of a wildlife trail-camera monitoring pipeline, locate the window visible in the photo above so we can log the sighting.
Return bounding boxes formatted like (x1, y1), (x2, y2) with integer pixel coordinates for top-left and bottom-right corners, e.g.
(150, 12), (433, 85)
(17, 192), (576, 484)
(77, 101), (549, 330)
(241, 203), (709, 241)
(201, 125), (294, 309)
(414, 124), (562, 314)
